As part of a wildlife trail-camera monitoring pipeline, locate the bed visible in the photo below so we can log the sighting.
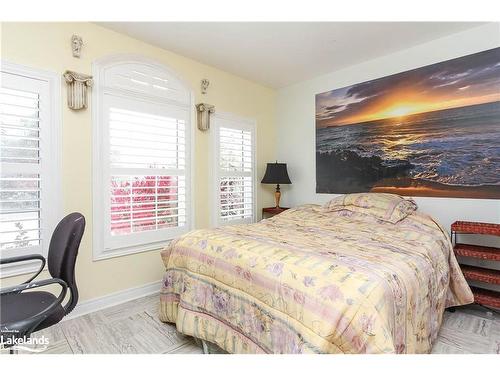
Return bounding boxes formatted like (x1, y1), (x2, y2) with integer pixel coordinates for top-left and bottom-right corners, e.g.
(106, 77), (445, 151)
(159, 193), (473, 354)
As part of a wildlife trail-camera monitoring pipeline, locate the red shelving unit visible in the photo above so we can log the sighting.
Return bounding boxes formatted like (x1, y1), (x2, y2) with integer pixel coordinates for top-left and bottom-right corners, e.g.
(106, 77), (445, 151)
(451, 221), (500, 309)
(453, 244), (500, 261)
(470, 287), (500, 309)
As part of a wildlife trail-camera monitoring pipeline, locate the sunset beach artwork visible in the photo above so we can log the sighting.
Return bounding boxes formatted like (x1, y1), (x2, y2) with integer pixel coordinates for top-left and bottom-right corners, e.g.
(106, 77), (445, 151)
(315, 47), (500, 199)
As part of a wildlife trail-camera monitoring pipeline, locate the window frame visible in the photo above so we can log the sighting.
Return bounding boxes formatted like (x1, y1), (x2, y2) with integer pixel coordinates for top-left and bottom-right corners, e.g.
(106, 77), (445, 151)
(0, 60), (62, 277)
(210, 112), (257, 227)
(92, 55), (195, 261)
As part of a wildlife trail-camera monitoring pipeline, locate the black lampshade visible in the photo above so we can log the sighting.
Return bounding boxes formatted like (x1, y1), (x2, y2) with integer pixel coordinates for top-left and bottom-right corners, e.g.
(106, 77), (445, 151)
(261, 162), (291, 184)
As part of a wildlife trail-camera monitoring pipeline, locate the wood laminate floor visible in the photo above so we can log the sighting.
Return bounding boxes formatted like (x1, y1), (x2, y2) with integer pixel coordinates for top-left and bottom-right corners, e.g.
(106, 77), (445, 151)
(9, 294), (500, 354)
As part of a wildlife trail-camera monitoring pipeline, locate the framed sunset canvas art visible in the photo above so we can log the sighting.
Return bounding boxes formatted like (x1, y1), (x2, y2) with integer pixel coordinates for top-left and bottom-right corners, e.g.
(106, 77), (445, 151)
(315, 47), (500, 199)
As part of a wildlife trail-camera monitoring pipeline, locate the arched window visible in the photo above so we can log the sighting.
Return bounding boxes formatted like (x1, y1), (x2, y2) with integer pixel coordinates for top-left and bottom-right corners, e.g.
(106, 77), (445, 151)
(92, 55), (193, 260)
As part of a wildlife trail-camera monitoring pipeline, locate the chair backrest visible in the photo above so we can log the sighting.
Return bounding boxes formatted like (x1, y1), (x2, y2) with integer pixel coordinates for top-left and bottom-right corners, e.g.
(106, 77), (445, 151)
(47, 212), (85, 314)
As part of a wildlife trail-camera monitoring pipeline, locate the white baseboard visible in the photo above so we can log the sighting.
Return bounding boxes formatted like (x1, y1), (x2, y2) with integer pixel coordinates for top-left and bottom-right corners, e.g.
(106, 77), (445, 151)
(64, 280), (162, 321)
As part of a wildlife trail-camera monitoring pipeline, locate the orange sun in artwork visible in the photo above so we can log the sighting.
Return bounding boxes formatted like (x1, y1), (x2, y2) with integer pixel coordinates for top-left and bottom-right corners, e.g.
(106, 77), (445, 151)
(383, 104), (416, 118)
(374, 102), (430, 120)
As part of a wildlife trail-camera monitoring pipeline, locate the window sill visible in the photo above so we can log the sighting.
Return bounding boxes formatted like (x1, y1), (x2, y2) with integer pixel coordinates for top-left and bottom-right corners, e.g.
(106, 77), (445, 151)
(93, 240), (173, 261)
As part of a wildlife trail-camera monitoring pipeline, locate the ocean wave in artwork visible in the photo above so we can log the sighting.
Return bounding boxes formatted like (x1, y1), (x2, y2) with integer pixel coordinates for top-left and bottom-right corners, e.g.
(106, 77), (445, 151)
(316, 101), (500, 198)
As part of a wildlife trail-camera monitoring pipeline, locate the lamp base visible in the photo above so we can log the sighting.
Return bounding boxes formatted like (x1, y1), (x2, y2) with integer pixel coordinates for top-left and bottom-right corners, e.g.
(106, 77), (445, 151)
(274, 184), (281, 208)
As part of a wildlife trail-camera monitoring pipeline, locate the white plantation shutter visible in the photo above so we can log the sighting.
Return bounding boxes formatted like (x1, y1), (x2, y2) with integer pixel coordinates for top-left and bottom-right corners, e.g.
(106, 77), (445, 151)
(0, 65), (61, 273)
(213, 116), (256, 226)
(93, 57), (192, 259)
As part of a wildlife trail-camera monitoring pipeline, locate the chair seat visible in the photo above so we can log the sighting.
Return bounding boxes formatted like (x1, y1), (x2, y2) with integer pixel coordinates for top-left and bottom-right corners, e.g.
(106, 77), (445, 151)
(1, 291), (65, 333)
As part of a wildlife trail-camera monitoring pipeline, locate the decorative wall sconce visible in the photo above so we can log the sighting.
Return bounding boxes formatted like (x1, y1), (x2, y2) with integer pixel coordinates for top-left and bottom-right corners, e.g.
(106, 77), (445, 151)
(63, 70), (93, 110)
(196, 103), (215, 131)
(71, 34), (83, 58)
(201, 79), (210, 95)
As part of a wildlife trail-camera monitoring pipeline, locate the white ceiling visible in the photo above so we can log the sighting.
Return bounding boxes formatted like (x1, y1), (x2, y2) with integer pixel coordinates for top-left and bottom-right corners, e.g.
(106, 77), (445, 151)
(98, 22), (486, 88)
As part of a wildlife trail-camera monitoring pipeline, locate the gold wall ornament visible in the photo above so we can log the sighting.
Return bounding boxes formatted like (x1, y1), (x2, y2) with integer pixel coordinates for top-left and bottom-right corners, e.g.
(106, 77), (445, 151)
(201, 79), (210, 95)
(71, 34), (83, 58)
(196, 103), (215, 131)
(63, 71), (93, 110)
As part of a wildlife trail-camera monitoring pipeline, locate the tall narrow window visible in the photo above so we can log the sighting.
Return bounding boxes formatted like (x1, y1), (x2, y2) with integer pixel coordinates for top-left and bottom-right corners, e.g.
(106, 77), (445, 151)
(0, 63), (61, 275)
(93, 56), (192, 260)
(212, 114), (256, 226)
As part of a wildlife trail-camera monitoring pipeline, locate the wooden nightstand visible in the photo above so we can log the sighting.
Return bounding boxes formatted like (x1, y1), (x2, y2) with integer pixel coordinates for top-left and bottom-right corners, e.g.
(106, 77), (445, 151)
(262, 207), (289, 219)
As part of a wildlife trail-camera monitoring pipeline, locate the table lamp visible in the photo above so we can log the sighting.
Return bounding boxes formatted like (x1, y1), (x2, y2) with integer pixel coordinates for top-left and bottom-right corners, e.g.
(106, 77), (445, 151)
(261, 162), (292, 208)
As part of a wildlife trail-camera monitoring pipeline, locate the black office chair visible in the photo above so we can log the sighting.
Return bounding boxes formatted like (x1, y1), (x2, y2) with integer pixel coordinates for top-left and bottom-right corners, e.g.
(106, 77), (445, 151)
(0, 212), (85, 350)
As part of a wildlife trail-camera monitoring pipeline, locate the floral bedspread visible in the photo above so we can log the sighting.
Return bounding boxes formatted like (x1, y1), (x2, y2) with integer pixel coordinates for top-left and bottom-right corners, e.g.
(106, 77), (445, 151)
(159, 205), (473, 353)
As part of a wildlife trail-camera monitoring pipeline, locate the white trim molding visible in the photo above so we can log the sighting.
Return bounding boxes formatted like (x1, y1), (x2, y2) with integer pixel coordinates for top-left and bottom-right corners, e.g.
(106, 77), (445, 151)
(0, 60), (63, 277)
(92, 54), (195, 261)
(64, 280), (162, 321)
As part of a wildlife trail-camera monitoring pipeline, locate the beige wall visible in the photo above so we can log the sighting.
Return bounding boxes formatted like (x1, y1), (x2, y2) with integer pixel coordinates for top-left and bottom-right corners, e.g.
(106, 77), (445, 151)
(0, 22), (277, 301)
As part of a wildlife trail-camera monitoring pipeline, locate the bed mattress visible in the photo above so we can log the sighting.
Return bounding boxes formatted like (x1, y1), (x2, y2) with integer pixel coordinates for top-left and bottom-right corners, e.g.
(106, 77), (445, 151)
(159, 204), (473, 353)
